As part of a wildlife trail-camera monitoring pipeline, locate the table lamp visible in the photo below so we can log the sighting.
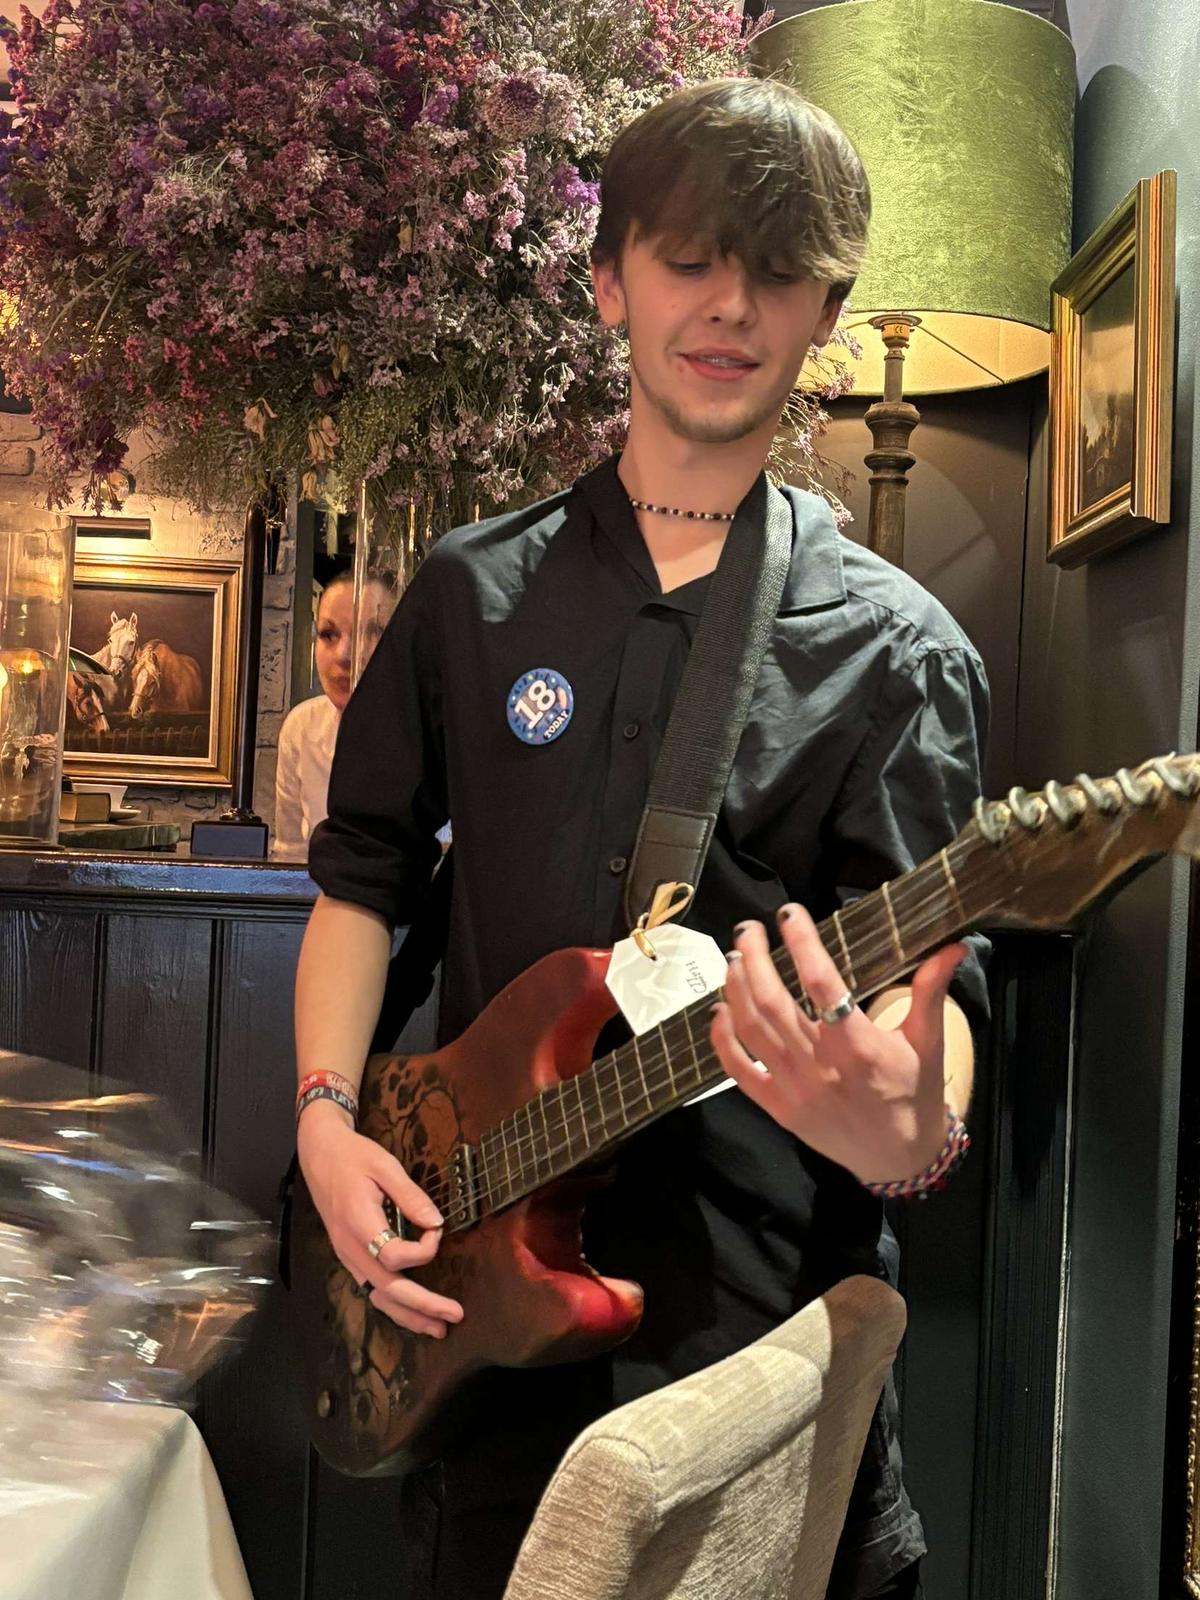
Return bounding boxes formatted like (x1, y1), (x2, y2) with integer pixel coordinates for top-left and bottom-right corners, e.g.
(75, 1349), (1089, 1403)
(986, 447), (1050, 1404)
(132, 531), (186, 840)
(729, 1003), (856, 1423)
(754, 0), (1076, 566)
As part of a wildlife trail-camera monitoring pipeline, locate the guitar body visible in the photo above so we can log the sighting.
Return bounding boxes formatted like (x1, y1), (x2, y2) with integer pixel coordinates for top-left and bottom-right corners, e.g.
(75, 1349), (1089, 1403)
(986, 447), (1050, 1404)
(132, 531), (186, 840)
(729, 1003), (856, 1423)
(290, 946), (645, 1477)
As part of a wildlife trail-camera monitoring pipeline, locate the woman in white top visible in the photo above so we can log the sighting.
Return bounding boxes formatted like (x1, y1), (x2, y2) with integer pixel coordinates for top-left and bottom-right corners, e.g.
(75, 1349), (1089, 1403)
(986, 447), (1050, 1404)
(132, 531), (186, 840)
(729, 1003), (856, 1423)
(272, 575), (385, 862)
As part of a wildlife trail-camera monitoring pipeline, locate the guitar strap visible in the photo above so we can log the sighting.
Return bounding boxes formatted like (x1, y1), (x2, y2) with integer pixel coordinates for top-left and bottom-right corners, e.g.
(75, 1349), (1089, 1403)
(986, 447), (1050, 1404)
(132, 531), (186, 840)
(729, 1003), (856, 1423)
(280, 481), (794, 1282)
(622, 475), (794, 928)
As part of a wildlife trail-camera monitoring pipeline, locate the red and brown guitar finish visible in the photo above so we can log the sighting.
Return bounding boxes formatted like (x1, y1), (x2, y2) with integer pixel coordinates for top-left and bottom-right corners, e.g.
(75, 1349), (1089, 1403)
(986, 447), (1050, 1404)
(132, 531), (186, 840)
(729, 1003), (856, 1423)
(290, 945), (640, 1477)
(291, 754), (1200, 1477)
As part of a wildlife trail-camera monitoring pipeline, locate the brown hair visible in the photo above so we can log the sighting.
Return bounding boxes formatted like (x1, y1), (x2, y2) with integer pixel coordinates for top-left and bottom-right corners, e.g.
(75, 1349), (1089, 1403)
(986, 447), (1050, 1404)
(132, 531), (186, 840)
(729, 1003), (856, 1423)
(592, 78), (870, 300)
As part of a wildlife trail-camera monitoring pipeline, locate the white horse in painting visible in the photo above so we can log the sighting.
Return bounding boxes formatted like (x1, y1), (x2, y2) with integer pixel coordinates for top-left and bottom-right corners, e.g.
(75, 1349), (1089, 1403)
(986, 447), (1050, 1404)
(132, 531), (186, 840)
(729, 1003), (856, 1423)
(90, 612), (140, 703)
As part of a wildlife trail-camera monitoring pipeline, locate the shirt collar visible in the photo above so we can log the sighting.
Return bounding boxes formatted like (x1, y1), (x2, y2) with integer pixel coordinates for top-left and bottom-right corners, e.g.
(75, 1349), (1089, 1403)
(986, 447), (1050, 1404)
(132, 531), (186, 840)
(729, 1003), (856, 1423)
(575, 455), (847, 617)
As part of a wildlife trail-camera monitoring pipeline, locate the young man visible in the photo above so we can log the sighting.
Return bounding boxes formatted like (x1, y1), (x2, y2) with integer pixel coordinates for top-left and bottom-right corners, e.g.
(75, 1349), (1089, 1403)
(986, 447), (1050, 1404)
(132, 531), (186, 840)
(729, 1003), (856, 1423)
(296, 78), (988, 1600)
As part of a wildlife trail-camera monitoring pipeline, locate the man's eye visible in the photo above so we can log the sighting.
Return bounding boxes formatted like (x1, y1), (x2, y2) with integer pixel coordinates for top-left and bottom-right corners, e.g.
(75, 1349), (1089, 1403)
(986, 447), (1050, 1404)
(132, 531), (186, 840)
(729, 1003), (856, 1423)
(668, 261), (709, 275)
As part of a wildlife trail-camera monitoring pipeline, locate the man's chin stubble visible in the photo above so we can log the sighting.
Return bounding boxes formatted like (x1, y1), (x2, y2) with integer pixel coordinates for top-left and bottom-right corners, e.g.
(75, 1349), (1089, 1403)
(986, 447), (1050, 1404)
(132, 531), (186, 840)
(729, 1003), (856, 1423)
(651, 394), (785, 447)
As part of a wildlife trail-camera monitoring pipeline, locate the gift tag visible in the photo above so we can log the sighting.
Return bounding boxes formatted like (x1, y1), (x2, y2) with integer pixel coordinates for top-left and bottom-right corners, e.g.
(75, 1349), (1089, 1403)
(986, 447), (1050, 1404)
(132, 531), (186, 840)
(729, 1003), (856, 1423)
(605, 923), (727, 1038)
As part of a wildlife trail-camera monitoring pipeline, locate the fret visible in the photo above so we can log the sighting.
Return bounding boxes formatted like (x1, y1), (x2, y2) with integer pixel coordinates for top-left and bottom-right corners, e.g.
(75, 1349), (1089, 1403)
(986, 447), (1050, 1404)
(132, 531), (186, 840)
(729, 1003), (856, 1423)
(522, 1101), (540, 1185)
(831, 907), (856, 989)
(880, 880), (905, 963)
(940, 846), (965, 917)
(537, 1091), (553, 1180)
(477, 1132), (498, 1215)
(658, 1023), (677, 1099)
(572, 1073), (591, 1150)
(503, 1119), (520, 1201)
(632, 1034), (652, 1108)
(498, 1116), (519, 1200)
(681, 1007), (702, 1083)
(557, 1081), (574, 1164)
(610, 1051), (630, 1128)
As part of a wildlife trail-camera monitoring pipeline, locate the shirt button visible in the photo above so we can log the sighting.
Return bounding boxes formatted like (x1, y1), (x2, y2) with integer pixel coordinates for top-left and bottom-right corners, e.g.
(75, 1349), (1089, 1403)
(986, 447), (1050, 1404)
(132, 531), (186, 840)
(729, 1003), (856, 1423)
(622, 721), (640, 740)
(609, 856), (627, 875)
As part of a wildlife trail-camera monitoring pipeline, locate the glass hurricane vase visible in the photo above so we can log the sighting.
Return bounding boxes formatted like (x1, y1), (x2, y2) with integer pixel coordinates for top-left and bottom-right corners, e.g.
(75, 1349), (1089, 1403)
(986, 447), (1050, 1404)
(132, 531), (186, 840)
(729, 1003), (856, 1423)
(0, 522), (75, 847)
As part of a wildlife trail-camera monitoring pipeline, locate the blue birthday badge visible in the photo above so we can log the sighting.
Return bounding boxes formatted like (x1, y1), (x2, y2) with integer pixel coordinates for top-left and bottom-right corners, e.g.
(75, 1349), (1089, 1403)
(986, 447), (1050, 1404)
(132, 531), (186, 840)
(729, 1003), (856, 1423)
(507, 667), (574, 745)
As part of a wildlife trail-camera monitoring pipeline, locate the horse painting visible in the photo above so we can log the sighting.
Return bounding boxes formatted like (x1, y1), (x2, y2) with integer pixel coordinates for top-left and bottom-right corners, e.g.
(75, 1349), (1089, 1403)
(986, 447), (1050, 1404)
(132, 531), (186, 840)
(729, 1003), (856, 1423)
(127, 640), (205, 720)
(66, 671), (111, 735)
(91, 612), (139, 685)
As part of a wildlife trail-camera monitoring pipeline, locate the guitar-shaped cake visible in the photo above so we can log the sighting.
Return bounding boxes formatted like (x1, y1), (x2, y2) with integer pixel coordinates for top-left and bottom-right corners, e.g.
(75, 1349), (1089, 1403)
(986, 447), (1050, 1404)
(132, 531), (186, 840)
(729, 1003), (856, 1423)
(290, 753), (1200, 1476)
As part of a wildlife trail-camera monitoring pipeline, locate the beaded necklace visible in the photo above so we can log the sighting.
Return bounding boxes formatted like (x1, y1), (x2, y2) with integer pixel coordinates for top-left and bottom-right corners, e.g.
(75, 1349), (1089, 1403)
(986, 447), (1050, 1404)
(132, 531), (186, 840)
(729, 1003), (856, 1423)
(628, 497), (735, 523)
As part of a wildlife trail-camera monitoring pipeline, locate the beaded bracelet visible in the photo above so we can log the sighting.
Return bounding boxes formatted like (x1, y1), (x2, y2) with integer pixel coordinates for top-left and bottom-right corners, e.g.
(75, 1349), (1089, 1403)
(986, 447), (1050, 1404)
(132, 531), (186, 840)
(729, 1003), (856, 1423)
(295, 1083), (359, 1124)
(862, 1109), (971, 1201)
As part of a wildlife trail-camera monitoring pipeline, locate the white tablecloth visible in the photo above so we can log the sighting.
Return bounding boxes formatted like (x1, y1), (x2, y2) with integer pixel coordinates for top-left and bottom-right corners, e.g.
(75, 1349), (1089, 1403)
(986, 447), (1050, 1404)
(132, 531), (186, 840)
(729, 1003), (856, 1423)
(0, 1401), (253, 1600)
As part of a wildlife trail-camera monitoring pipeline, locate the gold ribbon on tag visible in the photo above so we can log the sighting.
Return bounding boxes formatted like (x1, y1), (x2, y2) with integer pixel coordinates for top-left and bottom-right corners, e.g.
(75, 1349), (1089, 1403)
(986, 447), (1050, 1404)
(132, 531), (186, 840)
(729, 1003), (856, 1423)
(631, 881), (695, 962)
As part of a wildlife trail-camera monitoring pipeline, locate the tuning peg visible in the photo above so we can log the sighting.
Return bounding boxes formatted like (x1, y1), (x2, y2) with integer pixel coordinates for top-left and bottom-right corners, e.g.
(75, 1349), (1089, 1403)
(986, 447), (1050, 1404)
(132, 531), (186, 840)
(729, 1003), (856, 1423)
(972, 796), (1010, 846)
(1044, 780), (1086, 826)
(1115, 766), (1159, 807)
(1075, 772), (1121, 814)
(1149, 755), (1200, 797)
(1007, 787), (1046, 831)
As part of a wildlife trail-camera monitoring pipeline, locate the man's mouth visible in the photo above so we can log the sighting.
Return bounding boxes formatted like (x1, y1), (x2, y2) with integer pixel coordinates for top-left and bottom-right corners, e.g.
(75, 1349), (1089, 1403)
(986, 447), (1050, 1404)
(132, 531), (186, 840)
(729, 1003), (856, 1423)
(678, 350), (760, 381)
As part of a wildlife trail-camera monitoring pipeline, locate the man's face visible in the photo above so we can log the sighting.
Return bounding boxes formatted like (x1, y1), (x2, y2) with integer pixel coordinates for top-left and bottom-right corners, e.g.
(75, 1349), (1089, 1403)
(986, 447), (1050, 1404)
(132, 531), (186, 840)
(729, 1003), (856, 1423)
(592, 229), (843, 448)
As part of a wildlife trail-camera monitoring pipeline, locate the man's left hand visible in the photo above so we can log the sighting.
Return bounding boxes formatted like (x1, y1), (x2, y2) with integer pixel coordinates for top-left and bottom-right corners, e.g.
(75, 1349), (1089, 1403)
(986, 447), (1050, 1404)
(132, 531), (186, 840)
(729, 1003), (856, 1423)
(709, 903), (968, 1186)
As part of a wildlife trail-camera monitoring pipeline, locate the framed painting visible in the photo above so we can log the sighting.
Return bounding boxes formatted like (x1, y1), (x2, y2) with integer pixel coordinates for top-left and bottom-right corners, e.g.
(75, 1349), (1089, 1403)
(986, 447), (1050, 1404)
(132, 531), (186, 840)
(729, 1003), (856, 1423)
(65, 554), (241, 786)
(1048, 170), (1176, 567)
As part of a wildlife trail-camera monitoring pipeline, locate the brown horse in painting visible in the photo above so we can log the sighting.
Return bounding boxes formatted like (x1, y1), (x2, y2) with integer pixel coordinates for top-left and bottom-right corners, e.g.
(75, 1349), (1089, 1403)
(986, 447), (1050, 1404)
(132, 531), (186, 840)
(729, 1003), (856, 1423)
(66, 671), (111, 734)
(127, 640), (205, 720)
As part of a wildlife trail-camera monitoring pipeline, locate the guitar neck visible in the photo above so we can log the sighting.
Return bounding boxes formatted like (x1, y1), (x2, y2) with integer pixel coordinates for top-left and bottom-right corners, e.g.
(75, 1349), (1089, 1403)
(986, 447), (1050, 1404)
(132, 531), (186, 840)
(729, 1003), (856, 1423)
(472, 825), (1003, 1219)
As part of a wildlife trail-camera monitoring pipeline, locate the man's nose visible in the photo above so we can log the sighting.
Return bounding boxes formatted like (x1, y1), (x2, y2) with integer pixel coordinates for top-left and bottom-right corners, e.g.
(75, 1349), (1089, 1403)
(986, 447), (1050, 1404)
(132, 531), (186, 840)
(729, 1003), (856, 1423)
(704, 262), (755, 323)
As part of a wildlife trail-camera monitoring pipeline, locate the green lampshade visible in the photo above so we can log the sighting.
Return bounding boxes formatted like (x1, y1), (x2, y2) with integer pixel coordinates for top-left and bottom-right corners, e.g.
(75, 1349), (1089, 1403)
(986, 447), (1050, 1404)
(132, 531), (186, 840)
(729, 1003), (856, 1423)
(754, 0), (1076, 396)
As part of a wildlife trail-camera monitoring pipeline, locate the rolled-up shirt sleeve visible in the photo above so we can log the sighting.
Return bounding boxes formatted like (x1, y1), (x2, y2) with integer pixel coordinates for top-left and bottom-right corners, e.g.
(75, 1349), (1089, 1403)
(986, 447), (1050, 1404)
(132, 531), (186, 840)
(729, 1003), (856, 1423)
(829, 640), (992, 1026)
(308, 562), (446, 926)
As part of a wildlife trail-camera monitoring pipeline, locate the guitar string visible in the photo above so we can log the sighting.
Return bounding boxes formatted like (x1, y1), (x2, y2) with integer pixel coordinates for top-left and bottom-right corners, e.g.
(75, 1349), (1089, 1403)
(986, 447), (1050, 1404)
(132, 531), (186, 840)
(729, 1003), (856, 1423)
(395, 812), (1100, 1222)
(388, 782), (1191, 1226)
(410, 826), (1065, 1221)
(460, 828), (1021, 1200)
(403, 837), (1029, 1224)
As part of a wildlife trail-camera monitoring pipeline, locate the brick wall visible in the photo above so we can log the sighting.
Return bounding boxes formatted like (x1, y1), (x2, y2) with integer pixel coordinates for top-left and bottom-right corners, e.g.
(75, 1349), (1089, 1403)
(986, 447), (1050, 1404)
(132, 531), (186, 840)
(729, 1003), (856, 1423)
(0, 412), (298, 833)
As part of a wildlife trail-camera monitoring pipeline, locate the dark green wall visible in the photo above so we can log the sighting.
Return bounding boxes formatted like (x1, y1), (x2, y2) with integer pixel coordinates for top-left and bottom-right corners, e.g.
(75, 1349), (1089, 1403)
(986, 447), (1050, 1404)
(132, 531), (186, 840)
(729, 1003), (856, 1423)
(815, 7), (1199, 1584)
(1018, 5), (1199, 1595)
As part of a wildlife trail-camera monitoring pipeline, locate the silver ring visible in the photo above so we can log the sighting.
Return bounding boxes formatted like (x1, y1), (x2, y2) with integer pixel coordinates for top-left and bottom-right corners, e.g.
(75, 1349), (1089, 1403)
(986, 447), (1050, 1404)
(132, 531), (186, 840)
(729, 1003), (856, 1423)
(817, 992), (856, 1026)
(367, 1228), (397, 1260)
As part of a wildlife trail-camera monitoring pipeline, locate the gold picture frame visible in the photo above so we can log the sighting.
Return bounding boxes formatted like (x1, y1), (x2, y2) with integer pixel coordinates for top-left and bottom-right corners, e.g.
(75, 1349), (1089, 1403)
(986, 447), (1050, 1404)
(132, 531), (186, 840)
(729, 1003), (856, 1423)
(1048, 170), (1176, 567)
(65, 554), (241, 786)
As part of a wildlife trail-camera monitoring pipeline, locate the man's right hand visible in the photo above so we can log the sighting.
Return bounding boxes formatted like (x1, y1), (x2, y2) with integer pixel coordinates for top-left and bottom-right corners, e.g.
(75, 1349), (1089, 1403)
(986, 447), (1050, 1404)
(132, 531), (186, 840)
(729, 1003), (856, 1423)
(296, 1102), (465, 1337)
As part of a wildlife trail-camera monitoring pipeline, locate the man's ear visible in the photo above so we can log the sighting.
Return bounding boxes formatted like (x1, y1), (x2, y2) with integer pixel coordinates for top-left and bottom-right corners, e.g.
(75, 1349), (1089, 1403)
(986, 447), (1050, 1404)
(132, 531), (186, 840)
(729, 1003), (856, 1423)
(810, 293), (846, 350)
(591, 255), (627, 331)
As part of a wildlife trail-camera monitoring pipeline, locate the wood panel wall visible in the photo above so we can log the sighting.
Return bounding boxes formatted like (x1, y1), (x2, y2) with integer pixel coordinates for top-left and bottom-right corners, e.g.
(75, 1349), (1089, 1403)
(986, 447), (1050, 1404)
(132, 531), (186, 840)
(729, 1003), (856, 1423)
(0, 875), (413, 1600)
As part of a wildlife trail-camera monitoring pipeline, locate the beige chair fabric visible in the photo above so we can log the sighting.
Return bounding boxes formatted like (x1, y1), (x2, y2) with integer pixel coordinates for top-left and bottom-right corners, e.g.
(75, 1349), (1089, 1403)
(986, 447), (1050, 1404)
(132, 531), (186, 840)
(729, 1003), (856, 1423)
(503, 1275), (906, 1600)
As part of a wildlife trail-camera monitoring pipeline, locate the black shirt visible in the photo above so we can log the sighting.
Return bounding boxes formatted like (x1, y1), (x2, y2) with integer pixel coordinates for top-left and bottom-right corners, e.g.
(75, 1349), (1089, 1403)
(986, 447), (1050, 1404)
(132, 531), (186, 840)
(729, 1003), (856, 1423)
(309, 456), (990, 1591)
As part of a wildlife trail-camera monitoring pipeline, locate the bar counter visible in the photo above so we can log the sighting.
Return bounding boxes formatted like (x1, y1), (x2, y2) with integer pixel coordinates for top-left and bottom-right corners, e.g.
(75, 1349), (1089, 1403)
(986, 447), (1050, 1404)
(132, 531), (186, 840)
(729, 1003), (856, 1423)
(0, 843), (315, 905)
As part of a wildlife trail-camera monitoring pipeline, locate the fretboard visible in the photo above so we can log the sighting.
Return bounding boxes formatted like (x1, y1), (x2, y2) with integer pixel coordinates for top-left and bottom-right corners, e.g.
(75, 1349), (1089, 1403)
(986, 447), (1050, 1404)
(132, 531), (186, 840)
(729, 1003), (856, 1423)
(470, 823), (1005, 1219)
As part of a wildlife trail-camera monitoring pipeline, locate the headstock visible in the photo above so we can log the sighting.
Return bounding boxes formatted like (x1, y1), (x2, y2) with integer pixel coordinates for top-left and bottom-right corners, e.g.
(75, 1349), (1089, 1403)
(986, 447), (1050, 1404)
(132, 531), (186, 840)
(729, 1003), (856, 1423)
(963, 753), (1200, 932)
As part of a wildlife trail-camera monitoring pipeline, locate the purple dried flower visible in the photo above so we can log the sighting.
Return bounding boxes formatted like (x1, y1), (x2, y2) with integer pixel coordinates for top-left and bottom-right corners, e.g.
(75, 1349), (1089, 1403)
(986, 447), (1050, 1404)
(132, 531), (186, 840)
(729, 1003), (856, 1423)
(0, 0), (827, 516)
